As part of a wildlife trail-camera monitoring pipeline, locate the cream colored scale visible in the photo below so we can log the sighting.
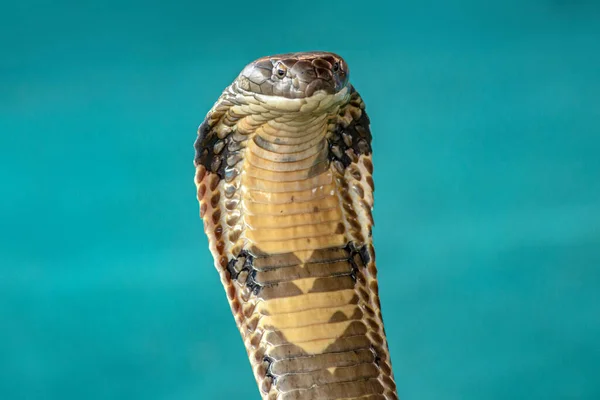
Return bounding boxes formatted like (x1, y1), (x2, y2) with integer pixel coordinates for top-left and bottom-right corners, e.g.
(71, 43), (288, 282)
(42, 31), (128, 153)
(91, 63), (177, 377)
(239, 117), (359, 355)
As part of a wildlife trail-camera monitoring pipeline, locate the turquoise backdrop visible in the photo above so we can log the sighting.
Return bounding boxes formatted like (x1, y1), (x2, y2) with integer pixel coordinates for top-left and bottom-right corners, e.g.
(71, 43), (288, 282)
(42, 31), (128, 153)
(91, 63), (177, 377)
(2, 0), (599, 398)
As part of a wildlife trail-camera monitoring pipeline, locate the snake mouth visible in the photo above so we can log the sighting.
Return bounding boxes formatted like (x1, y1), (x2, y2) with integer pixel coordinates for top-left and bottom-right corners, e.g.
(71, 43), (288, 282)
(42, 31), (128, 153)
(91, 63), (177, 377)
(304, 78), (336, 97)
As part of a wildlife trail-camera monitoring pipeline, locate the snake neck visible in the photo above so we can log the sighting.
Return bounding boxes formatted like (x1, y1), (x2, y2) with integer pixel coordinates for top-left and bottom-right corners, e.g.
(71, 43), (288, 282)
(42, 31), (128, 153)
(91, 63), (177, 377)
(239, 114), (346, 257)
(248, 114), (330, 163)
(196, 65), (397, 398)
(196, 105), (396, 398)
(222, 114), (392, 398)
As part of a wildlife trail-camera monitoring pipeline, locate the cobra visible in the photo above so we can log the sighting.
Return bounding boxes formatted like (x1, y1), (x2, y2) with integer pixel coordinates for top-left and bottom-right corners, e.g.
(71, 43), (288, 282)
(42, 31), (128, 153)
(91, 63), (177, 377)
(194, 51), (398, 399)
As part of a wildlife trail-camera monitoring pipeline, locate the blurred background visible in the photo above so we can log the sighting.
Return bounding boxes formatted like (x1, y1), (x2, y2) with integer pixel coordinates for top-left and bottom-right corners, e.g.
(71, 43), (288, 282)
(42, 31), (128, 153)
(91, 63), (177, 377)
(1, 0), (599, 398)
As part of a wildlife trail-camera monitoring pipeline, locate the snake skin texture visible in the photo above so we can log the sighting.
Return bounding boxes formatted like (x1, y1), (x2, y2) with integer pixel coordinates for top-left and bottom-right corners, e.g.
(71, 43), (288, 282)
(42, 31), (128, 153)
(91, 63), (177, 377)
(194, 51), (398, 399)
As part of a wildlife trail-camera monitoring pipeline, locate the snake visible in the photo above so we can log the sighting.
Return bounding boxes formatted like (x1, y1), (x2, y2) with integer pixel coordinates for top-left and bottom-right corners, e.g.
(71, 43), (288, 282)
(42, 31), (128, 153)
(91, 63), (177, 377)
(194, 51), (398, 399)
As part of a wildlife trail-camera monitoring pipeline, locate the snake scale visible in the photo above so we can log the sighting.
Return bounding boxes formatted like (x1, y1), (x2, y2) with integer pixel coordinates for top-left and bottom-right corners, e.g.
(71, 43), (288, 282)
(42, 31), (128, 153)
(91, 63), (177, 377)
(194, 51), (398, 399)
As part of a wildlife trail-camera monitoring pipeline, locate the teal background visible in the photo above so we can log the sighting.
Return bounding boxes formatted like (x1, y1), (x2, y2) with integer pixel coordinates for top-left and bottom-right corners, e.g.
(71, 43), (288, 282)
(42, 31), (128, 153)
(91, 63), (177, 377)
(1, 0), (599, 398)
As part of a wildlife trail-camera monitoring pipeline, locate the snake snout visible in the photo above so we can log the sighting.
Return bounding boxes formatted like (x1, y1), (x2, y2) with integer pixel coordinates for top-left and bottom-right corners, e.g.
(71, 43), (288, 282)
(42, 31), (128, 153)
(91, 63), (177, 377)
(292, 59), (349, 97)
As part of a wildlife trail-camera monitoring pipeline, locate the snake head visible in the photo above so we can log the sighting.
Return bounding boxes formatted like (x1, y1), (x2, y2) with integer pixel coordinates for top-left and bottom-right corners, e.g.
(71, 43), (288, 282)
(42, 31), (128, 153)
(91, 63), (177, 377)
(235, 51), (349, 99)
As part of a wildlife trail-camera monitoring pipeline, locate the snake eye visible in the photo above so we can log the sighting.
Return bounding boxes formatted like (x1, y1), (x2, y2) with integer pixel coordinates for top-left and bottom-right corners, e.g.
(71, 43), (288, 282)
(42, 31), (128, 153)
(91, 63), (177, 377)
(274, 62), (287, 79)
(332, 62), (340, 72)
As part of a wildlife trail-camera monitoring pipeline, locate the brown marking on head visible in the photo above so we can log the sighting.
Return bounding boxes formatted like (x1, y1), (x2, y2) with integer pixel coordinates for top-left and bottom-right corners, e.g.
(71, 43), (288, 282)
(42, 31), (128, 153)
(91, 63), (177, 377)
(236, 51), (350, 99)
